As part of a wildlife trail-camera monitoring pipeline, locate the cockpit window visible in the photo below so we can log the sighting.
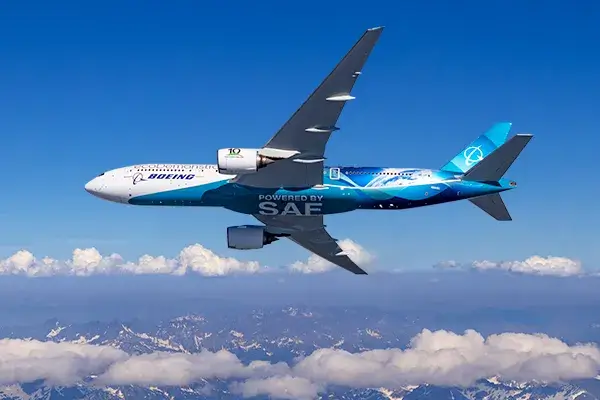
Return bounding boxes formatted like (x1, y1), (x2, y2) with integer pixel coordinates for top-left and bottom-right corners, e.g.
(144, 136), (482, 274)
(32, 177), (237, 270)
(97, 172), (105, 177)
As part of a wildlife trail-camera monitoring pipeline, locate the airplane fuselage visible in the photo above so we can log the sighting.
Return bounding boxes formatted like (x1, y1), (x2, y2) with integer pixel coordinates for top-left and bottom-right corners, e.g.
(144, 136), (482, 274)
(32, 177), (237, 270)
(85, 163), (516, 216)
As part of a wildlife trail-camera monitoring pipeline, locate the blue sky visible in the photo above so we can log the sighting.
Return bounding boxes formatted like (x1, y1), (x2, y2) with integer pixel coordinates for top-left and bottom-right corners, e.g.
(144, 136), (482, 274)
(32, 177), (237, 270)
(0, 0), (597, 270)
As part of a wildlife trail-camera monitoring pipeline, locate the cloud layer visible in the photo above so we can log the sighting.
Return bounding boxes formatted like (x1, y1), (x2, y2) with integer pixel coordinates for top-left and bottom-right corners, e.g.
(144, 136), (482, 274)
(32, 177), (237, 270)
(2, 329), (600, 399)
(436, 255), (583, 277)
(0, 240), (374, 277)
(0, 242), (582, 278)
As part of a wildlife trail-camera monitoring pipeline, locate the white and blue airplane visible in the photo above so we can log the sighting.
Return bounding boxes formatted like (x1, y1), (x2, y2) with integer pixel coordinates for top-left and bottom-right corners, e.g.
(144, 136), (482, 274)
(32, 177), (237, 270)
(85, 26), (533, 274)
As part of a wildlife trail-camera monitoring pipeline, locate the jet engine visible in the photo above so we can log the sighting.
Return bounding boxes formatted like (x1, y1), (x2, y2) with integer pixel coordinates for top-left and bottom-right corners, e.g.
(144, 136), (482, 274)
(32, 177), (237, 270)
(227, 225), (279, 250)
(217, 148), (274, 175)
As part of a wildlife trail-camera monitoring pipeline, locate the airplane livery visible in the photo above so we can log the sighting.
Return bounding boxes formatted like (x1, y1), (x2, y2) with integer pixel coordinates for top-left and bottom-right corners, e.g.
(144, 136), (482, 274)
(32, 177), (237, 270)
(85, 26), (533, 274)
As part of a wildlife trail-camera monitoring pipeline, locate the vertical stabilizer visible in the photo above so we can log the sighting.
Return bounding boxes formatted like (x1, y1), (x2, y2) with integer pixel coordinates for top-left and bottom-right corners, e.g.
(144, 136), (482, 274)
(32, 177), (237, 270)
(441, 122), (512, 174)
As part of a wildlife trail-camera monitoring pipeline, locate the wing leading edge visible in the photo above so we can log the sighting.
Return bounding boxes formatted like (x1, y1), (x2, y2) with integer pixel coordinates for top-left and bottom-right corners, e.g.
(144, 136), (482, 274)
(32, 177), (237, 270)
(253, 214), (368, 275)
(234, 26), (384, 188)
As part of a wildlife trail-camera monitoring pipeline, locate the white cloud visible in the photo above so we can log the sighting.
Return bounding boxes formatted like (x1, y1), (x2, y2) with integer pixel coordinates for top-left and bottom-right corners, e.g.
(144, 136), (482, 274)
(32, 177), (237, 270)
(287, 329), (600, 389)
(0, 338), (127, 386)
(436, 255), (583, 277)
(0, 244), (261, 277)
(232, 376), (322, 400)
(289, 239), (374, 274)
(0, 239), (373, 277)
(96, 349), (289, 386)
(2, 329), (600, 399)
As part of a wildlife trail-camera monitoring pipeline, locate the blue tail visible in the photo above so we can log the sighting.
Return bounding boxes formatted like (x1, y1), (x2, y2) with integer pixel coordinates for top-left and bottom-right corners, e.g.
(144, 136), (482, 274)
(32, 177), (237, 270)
(440, 122), (512, 174)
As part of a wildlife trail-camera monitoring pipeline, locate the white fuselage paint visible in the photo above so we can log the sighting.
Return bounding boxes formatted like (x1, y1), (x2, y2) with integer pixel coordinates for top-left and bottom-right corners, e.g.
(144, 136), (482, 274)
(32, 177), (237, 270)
(84, 164), (232, 203)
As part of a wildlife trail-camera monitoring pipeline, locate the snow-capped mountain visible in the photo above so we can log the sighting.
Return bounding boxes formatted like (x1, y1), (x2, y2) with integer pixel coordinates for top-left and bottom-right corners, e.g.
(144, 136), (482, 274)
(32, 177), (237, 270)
(0, 305), (599, 400)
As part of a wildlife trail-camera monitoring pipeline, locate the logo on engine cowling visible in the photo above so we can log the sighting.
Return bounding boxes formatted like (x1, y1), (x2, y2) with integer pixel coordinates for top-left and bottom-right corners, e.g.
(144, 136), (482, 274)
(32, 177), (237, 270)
(227, 148), (243, 157)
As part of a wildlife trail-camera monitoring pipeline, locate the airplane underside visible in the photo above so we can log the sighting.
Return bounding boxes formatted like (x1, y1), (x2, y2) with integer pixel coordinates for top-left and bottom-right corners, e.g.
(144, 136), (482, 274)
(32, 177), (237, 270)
(128, 184), (468, 215)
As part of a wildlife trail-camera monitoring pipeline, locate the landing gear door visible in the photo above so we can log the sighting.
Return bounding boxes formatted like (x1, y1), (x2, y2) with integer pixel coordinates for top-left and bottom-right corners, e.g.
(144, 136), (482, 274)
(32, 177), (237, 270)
(329, 167), (340, 180)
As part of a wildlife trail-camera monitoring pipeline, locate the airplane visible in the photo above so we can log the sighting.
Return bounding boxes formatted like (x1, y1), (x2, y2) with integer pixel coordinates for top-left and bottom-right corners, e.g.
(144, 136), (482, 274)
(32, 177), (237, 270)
(84, 26), (533, 275)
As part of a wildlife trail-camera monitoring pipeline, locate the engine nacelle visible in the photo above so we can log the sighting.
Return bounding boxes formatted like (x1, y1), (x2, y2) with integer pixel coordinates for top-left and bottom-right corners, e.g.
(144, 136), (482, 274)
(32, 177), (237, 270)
(217, 148), (274, 175)
(227, 225), (278, 250)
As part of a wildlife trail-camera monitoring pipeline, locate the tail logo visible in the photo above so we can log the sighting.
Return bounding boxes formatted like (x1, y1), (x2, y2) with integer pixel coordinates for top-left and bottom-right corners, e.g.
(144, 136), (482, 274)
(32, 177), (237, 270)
(463, 146), (484, 166)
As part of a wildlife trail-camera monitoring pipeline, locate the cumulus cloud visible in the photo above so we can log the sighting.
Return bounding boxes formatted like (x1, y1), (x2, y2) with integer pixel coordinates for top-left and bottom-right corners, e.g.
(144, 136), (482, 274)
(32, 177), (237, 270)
(289, 239), (374, 273)
(96, 349), (289, 386)
(0, 338), (127, 386)
(0, 244), (261, 277)
(288, 329), (600, 388)
(0, 238), (372, 277)
(435, 255), (583, 277)
(3, 329), (600, 399)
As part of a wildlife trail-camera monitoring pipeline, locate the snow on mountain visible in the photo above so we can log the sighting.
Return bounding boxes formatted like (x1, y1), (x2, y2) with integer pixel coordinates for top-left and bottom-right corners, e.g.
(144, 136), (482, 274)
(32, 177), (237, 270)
(0, 305), (598, 399)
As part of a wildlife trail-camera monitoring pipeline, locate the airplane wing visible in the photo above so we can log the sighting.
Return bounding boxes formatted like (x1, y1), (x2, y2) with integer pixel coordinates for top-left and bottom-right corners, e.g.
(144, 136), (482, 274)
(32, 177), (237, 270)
(253, 214), (368, 275)
(234, 26), (384, 188)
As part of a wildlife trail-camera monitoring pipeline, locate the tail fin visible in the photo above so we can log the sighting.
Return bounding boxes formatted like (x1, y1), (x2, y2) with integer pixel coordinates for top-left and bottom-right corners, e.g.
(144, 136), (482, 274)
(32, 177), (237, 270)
(464, 133), (534, 221)
(469, 194), (512, 221)
(441, 122), (512, 174)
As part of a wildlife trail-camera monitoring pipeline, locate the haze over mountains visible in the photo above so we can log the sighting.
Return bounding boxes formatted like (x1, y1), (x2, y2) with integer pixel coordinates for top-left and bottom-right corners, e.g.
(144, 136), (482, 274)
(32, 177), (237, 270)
(0, 270), (599, 399)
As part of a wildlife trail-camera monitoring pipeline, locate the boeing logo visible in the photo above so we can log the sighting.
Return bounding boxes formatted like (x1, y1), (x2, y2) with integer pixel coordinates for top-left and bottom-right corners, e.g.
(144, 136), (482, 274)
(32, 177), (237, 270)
(148, 173), (195, 180)
(130, 173), (195, 185)
(131, 172), (146, 185)
(463, 146), (484, 166)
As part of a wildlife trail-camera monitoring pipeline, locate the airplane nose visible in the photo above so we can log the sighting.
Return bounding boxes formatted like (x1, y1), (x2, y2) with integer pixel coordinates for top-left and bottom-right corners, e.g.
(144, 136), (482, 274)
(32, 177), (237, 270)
(85, 174), (126, 203)
(84, 178), (102, 195)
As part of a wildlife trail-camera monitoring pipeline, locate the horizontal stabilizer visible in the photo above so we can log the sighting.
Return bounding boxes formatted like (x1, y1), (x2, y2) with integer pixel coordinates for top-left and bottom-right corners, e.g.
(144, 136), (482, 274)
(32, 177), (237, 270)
(463, 134), (533, 182)
(469, 193), (512, 221)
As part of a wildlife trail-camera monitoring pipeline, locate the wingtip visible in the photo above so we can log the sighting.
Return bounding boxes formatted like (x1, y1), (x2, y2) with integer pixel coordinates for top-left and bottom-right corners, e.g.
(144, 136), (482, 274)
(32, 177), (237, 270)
(368, 26), (384, 32)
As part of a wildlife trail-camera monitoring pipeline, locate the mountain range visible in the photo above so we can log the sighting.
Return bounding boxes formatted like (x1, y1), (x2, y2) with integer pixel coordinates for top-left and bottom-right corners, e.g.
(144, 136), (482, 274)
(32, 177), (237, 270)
(1, 304), (599, 399)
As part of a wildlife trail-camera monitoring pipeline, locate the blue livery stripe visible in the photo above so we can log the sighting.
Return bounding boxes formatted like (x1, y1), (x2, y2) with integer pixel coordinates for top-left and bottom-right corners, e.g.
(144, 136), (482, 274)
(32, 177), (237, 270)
(441, 122), (512, 174)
